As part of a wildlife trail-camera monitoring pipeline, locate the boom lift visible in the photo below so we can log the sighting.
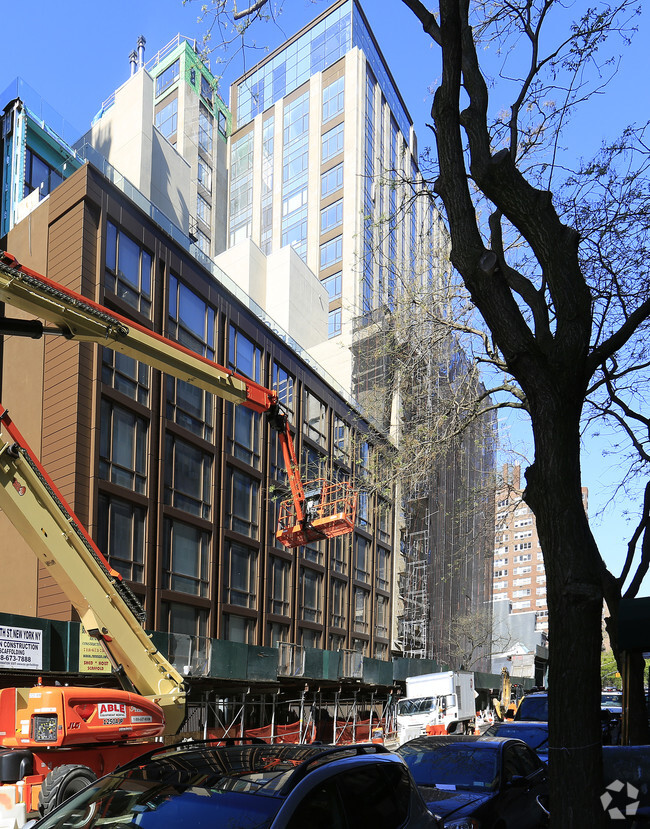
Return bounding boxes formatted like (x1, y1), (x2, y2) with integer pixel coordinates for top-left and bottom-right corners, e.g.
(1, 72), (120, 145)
(0, 252), (357, 818)
(0, 252), (356, 548)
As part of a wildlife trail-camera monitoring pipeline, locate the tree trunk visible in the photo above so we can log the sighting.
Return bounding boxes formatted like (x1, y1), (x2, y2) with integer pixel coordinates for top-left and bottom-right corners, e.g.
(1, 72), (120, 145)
(604, 613), (650, 745)
(525, 412), (605, 828)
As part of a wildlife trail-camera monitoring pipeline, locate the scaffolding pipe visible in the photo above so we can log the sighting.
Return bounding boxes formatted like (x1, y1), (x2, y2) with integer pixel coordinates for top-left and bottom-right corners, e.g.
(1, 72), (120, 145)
(270, 691), (277, 744)
(299, 688), (306, 743)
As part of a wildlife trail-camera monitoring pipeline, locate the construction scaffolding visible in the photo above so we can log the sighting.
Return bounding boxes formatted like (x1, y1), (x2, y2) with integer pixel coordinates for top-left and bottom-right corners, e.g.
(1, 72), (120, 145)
(178, 687), (398, 746)
(399, 525), (431, 659)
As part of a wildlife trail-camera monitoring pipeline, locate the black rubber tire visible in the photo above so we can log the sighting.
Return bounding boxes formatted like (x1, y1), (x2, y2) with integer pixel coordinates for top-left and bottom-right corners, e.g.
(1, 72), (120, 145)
(38, 763), (97, 816)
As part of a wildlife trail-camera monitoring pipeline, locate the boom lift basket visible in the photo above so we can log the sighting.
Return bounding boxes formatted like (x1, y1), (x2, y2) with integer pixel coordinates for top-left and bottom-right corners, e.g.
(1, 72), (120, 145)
(276, 479), (357, 548)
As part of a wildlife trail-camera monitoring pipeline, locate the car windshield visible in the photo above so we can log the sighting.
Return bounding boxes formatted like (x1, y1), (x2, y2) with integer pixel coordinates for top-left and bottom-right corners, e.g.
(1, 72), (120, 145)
(399, 744), (499, 793)
(485, 724), (548, 750)
(396, 697), (437, 716)
(516, 696), (548, 721)
(33, 745), (315, 829)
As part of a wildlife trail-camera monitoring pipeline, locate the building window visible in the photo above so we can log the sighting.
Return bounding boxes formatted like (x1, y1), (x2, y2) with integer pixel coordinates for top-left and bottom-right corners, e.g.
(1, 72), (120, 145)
(328, 309), (342, 338)
(331, 536), (349, 576)
(321, 162), (343, 198)
(24, 148), (62, 199)
(322, 76), (344, 123)
(197, 193), (211, 226)
(200, 74), (213, 105)
(197, 158), (212, 193)
(354, 536), (371, 583)
(99, 400), (147, 493)
(321, 122), (344, 162)
(333, 416), (349, 464)
(353, 587), (369, 633)
(166, 376), (213, 442)
(155, 95), (178, 141)
(164, 434), (212, 519)
(227, 468), (259, 538)
(330, 577), (347, 629)
(161, 601), (208, 639)
(166, 275), (215, 441)
(299, 567), (322, 623)
(101, 349), (149, 405)
(357, 491), (370, 528)
(260, 115), (274, 254)
(329, 632), (345, 651)
(218, 109), (228, 136)
(268, 621), (290, 647)
(322, 271), (342, 302)
(377, 502), (391, 543)
(304, 391), (328, 447)
(272, 363), (294, 413)
(223, 540), (257, 609)
(320, 235), (343, 269)
(228, 324), (262, 381)
(269, 556), (291, 616)
(155, 59), (180, 96)
(168, 275), (215, 356)
(230, 131), (253, 245)
(198, 103), (213, 154)
(97, 493), (145, 583)
(320, 199), (343, 234)
(163, 518), (210, 597)
(376, 547), (390, 591)
(375, 594), (389, 638)
(301, 628), (321, 648)
(225, 403), (261, 468)
(282, 91), (309, 261)
(374, 642), (388, 660)
(302, 539), (324, 567)
(105, 221), (152, 317)
(195, 228), (211, 255)
(224, 614), (256, 644)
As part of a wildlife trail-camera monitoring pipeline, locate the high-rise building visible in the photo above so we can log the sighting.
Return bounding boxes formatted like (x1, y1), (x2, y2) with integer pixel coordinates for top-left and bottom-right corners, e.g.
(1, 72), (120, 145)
(493, 464), (587, 634)
(227, 0), (449, 391)
(226, 0), (496, 667)
(85, 35), (230, 259)
(494, 465), (548, 631)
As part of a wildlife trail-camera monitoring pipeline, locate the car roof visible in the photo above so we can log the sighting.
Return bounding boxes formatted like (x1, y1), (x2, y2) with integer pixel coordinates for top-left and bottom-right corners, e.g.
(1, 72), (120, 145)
(398, 735), (514, 752)
(115, 741), (395, 796)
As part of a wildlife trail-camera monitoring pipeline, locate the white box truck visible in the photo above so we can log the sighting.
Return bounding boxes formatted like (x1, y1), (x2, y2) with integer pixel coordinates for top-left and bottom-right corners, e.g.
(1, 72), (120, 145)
(395, 671), (476, 745)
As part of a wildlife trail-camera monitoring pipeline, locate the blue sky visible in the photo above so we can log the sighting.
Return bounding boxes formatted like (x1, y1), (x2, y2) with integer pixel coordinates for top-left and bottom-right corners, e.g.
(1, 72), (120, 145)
(2, 0), (649, 593)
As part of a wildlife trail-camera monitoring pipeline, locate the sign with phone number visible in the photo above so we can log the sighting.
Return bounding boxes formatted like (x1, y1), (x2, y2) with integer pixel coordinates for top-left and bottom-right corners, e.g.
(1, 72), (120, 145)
(0, 625), (43, 669)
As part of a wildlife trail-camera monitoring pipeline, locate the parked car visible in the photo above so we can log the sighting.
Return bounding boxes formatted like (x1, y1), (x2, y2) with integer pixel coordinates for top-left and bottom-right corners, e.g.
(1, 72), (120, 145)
(482, 721), (549, 763)
(514, 692), (548, 722)
(397, 735), (548, 828)
(29, 741), (440, 829)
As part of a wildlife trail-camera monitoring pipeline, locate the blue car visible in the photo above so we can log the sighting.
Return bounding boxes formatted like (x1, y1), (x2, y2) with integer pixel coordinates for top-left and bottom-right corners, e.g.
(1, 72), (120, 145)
(30, 741), (439, 829)
(482, 721), (549, 764)
(397, 735), (548, 829)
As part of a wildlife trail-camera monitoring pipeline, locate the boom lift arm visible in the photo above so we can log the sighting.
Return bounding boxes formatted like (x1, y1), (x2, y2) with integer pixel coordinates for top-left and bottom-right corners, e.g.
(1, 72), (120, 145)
(0, 404), (187, 733)
(0, 252), (356, 548)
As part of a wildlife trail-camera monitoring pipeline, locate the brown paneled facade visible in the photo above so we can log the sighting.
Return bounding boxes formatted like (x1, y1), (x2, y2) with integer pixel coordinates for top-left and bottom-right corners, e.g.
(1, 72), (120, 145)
(2, 162), (395, 660)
